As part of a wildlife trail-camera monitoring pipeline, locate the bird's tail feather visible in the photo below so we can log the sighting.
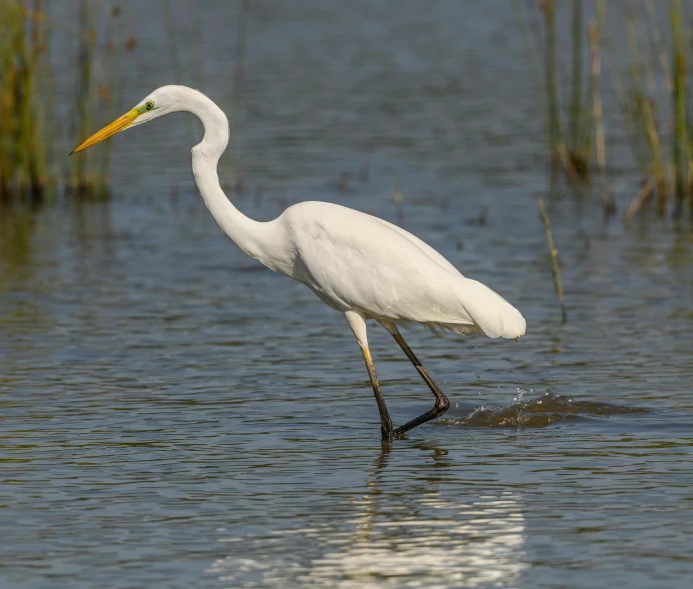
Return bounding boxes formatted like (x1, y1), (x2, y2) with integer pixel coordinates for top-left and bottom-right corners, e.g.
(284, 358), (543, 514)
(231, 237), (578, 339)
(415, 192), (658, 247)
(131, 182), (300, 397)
(453, 279), (526, 339)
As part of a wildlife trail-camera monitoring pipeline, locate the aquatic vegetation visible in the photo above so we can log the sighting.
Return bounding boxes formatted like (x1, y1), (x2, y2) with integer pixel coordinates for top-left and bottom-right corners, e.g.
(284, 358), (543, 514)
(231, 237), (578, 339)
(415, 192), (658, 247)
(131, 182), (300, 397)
(0, 0), (134, 204)
(620, 0), (690, 218)
(3, 0), (693, 227)
(0, 0), (49, 203)
(538, 197), (566, 323)
(515, 0), (592, 181)
(517, 0), (693, 220)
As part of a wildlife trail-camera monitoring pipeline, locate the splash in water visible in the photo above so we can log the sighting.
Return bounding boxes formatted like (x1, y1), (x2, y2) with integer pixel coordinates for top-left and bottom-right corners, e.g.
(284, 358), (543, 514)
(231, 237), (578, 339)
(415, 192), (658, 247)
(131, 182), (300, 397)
(439, 390), (649, 428)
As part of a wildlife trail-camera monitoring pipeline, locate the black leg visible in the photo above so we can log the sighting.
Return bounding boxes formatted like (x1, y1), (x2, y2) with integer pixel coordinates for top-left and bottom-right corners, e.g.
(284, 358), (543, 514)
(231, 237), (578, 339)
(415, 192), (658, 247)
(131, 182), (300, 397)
(389, 330), (450, 436)
(358, 344), (394, 440)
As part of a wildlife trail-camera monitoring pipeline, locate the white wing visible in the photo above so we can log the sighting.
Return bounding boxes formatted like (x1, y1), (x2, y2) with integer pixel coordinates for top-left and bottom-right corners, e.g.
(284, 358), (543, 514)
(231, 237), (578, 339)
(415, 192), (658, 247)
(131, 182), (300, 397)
(282, 202), (525, 339)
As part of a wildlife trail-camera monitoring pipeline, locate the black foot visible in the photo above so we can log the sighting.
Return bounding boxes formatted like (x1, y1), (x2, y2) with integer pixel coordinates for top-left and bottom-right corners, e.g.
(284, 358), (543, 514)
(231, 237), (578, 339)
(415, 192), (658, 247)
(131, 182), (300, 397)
(392, 397), (450, 437)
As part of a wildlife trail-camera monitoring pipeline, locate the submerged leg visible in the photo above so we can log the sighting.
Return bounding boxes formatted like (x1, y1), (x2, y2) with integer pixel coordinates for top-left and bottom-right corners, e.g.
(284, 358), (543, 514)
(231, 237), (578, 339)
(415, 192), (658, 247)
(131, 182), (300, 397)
(378, 320), (450, 436)
(345, 311), (393, 440)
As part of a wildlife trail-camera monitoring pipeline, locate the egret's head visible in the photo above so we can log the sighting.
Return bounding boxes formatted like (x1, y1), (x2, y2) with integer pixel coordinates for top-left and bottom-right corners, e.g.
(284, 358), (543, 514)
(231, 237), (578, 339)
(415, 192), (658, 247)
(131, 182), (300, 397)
(70, 86), (177, 154)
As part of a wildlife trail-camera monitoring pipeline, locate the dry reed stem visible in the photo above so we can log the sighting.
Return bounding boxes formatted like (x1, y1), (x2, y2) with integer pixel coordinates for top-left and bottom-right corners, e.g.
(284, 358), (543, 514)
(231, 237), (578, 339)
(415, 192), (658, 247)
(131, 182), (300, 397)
(624, 8), (664, 192)
(589, 19), (610, 211)
(556, 143), (580, 183)
(640, 99), (666, 203)
(538, 197), (567, 323)
(625, 179), (654, 221)
(624, 5), (669, 213)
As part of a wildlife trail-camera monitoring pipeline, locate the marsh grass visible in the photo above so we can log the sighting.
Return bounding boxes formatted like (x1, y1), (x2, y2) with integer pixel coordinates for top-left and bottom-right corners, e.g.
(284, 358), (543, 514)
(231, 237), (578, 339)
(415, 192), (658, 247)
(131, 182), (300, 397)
(519, 0), (693, 221)
(517, 0), (592, 181)
(615, 0), (693, 219)
(0, 0), (49, 203)
(538, 197), (567, 323)
(0, 0), (134, 204)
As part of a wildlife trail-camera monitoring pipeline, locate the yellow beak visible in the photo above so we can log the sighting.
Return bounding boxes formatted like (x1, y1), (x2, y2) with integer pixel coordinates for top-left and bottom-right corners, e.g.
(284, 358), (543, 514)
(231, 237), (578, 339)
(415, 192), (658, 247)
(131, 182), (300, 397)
(70, 108), (140, 154)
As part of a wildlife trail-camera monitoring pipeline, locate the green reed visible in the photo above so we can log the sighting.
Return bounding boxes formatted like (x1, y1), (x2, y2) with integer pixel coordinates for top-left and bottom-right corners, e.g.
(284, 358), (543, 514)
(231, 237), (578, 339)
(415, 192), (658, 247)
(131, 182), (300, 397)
(589, 14), (614, 215)
(568, 0), (589, 178)
(0, 0), (48, 203)
(0, 1), (133, 204)
(618, 0), (692, 218)
(68, 1), (134, 200)
(517, 0), (592, 182)
(542, 0), (561, 170)
(538, 197), (567, 323)
(519, 0), (693, 221)
(670, 0), (687, 213)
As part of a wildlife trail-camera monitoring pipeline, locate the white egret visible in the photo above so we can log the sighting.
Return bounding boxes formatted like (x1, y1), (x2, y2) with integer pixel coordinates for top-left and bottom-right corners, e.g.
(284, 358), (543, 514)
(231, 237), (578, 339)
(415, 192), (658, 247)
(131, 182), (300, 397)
(72, 85), (525, 440)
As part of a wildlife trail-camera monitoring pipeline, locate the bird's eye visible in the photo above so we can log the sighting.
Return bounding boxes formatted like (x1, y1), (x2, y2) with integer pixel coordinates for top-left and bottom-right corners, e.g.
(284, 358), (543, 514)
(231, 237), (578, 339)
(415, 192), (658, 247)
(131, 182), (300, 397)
(145, 101), (154, 111)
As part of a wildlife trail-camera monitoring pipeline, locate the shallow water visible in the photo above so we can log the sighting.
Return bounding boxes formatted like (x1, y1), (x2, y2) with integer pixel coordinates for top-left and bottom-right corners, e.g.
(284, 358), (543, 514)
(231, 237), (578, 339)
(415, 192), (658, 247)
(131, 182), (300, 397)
(2, 1), (693, 588)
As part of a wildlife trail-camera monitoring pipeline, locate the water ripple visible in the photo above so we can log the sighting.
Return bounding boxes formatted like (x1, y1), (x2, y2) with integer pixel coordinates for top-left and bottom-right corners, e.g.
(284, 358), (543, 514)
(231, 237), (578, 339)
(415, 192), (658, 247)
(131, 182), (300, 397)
(440, 390), (650, 428)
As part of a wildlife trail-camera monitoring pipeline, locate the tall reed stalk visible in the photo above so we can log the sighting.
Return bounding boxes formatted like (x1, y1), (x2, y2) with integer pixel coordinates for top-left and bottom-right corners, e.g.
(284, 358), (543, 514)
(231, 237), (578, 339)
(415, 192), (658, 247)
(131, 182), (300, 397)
(0, 0), (49, 203)
(589, 18), (611, 214)
(670, 0), (687, 212)
(568, 0), (589, 177)
(542, 0), (561, 171)
(619, 1), (691, 218)
(520, 0), (693, 221)
(519, 0), (592, 181)
(0, 1), (133, 204)
(538, 198), (567, 323)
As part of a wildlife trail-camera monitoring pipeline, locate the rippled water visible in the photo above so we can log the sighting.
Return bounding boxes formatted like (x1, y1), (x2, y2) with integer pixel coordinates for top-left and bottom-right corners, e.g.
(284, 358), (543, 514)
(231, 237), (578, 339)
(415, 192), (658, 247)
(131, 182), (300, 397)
(2, 1), (693, 588)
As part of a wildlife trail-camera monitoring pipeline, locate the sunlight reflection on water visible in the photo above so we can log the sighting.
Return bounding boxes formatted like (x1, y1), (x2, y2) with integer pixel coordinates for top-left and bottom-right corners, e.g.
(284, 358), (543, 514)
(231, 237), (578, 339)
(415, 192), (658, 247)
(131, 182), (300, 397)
(209, 491), (526, 588)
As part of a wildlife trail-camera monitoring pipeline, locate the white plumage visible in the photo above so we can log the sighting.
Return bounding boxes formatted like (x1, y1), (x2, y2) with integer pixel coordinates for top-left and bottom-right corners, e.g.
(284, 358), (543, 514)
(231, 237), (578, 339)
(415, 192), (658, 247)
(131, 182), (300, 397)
(283, 201), (525, 339)
(71, 85), (526, 439)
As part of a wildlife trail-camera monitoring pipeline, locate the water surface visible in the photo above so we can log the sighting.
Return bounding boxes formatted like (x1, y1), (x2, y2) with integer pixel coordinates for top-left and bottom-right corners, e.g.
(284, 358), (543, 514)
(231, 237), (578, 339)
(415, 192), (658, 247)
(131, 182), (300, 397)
(2, 1), (693, 587)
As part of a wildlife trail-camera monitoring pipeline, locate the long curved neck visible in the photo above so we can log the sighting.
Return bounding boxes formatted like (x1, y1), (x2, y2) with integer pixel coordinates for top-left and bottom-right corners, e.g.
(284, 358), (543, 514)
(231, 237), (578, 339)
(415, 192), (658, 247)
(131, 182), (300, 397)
(178, 88), (287, 271)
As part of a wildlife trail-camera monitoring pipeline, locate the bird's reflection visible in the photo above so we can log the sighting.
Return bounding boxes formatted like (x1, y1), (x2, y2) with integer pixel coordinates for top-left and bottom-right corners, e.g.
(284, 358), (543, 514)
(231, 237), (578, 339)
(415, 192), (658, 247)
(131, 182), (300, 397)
(208, 442), (528, 588)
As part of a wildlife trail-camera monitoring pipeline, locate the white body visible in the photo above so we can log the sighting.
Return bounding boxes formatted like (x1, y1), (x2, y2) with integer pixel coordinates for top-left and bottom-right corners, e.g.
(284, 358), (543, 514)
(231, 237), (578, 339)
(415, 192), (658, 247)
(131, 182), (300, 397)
(114, 86), (525, 342)
(260, 200), (524, 338)
(134, 86), (526, 341)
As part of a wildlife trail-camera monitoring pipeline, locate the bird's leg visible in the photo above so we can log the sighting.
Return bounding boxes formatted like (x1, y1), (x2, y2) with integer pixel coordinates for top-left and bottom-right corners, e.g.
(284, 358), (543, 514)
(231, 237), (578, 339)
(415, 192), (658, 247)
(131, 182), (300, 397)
(378, 320), (450, 436)
(359, 344), (394, 440)
(345, 311), (394, 440)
